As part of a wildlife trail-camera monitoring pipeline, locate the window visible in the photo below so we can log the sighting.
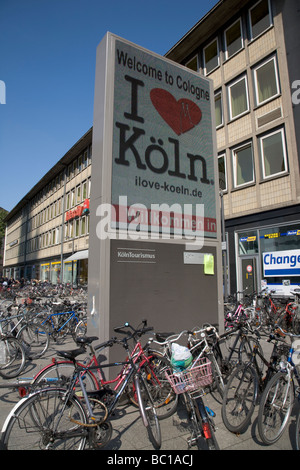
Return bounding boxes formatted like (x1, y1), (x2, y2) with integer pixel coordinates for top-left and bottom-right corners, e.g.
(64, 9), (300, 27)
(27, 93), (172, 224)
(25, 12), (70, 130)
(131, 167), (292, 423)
(232, 142), (254, 187)
(204, 38), (219, 75)
(238, 231), (258, 255)
(249, 0), (272, 40)
(218, 154), (227, 191)
(81, 216), (86, 236)
(185, 55), (198, 72)
(76, 185), (81, 205)
(259, 128), (287, 179)
(214, 92), (223, 127)
(78, 155), (82, 173)
(82, 181), (87, 200)
(225, 19), (243, 59)
(75, 219), (80, 237)
(71, 189), (75, 207)
(254, 56), (279, 105)
(83, 150), (88, 168)
(228, 76), (249, 120)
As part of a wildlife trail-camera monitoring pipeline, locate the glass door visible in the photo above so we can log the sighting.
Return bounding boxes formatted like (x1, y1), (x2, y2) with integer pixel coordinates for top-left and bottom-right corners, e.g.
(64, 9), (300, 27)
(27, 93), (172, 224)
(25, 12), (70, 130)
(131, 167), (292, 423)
(240, 256), (258, 296)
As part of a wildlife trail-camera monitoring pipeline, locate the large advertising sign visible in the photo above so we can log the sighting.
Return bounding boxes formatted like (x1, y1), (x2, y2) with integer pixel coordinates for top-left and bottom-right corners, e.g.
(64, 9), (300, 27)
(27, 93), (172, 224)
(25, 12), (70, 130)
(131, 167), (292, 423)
(263, 249), (300, 277)
(111, 38), (217, 240)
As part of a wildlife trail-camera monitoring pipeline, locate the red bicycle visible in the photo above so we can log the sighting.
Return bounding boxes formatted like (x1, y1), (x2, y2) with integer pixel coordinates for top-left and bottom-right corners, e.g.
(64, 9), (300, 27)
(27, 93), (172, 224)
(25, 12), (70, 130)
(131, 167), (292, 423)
(30, 320), (178, 419)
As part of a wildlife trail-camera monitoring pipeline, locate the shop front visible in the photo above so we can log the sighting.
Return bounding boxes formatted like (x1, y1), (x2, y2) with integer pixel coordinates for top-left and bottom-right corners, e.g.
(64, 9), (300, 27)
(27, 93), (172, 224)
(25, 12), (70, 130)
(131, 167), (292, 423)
(235, 220), (300, 297)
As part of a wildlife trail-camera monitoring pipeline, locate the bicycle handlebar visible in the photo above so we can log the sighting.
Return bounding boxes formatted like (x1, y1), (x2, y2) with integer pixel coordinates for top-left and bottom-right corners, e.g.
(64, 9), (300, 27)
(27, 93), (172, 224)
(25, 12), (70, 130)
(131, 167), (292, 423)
(113, 321), (153, 340)
(147, 329), (193, 347)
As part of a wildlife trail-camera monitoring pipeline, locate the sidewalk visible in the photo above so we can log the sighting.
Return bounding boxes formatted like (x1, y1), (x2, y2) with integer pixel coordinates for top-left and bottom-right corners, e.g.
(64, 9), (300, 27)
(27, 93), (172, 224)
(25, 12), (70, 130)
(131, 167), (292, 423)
(0, 337), (297, 451)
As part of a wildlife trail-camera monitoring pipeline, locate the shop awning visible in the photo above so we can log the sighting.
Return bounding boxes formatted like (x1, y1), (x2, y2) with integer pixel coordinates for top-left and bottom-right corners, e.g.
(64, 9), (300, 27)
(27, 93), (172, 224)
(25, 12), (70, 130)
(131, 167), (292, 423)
(64, 250), (89, 262)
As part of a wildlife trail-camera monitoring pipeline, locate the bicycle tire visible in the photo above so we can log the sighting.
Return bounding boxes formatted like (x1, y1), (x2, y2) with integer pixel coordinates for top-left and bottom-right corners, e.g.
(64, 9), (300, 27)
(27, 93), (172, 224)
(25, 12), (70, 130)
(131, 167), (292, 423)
(16, 321), (50, 359)
(257, 370), (294, 445)
(207, 352), (225, 399)
(32, 361), (100, 392)
(292, 305), (300, 335)
(239, 336), (264, 373)
(221, 363), (258, 433)
(72, 319), (87, 341)
(128, 354), (178, 419)
(134, 374), (161, 450)
(295, 408), (300, 450)
(0, 336), (26, 379)
(1, 387), (88, 450)
(194, 398), (219, 450)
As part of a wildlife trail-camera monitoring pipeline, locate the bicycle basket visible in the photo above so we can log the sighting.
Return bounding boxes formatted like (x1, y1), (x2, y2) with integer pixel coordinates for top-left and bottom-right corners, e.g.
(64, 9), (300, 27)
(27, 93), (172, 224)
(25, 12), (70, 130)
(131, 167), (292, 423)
(165, 358), (212, 394)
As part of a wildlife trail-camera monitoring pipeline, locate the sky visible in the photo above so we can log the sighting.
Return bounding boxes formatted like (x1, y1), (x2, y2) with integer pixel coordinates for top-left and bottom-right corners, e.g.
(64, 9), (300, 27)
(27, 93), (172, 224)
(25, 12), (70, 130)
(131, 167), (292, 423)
(0, 0), (217, 212)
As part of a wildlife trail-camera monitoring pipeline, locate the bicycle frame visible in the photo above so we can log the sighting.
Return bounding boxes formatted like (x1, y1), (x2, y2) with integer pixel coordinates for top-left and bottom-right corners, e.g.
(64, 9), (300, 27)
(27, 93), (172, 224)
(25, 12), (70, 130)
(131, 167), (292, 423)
(58, 340), (152, 424)
(41, 310), (79, 334)
(34, 334), (162, 398)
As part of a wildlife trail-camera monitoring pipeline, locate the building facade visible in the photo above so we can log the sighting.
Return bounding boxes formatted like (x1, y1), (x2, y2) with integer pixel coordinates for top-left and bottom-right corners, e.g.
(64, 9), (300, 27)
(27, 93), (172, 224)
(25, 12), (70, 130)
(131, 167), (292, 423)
(165, 0), (300, 297)
(3, 0), (300, 297)
(3, 128), (92, 285)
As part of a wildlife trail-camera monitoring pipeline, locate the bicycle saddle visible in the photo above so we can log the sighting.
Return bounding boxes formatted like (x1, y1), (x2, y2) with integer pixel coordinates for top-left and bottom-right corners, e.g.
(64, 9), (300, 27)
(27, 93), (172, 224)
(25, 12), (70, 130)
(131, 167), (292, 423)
(155, 332), (175, 342)
(76, 336), (98, 345)
(56, 347), (86, 361)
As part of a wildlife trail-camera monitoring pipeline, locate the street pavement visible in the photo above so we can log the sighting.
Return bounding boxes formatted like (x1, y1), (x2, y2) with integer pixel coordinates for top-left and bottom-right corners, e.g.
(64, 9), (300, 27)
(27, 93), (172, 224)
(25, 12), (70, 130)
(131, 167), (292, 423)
(0, 335), (297, 451)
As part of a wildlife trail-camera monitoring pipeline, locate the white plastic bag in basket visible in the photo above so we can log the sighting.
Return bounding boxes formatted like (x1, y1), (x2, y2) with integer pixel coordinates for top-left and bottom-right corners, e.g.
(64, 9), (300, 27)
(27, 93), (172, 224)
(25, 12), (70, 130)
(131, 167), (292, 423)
(171, 343), (192, 371)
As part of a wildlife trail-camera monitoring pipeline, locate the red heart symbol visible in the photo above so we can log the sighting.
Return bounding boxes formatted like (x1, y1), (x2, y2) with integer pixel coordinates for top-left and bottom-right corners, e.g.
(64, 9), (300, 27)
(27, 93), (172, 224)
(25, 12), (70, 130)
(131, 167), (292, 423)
(150, 88), (202, 135)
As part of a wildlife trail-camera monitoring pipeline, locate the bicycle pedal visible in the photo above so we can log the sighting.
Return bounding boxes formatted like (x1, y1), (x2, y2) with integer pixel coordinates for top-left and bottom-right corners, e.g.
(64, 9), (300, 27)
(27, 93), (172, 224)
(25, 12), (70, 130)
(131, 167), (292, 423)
(187, 437), (198, 447)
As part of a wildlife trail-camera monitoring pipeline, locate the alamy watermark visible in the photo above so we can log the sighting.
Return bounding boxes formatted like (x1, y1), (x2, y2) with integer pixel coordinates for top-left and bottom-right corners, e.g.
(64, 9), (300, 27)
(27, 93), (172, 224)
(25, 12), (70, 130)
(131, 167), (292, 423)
(292, 80), (300, 105)
(95, 195), (208, 250)
(0, 81), (6, 104)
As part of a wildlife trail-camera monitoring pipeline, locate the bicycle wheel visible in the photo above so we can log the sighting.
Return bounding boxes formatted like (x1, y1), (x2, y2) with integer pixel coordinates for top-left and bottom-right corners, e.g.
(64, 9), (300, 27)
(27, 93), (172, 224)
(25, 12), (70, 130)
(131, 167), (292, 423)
(292, 305), (300, 335)
(128, 354), (178, 419)
(72, 319), (87, 341)
(258, 370), (294, 445)
(239, 336), (264, 373)
(222, 364), (258, 433)
(0, 336), (26, 379)
(32, 361), (99, 392)
(194, 397), (219, 450)
(295, 408), (300, 450)
(17, 321), (50, 359)
(134, 374), (161, 450)
(1, 388), (88, 450)
(207, 352), (225, 399)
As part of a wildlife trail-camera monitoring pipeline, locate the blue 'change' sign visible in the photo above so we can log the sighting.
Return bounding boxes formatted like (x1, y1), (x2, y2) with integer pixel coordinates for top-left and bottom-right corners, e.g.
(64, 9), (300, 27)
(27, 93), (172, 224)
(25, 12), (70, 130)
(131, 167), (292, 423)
(263, 249), (300, 277)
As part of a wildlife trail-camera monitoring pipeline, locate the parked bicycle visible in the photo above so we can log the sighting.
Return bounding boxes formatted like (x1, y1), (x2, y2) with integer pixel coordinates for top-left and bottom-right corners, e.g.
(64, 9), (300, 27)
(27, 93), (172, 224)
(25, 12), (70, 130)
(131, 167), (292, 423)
(31, 320), (177, 420)
(221, 326), (289, 434)
(0, 328), (26, 379)
(257, 326), (300, 445)
(165, 354), (219, 449)
(37, 306), (85, 343)
(0, 303), (49, 359)
(0, 326), (161, 450)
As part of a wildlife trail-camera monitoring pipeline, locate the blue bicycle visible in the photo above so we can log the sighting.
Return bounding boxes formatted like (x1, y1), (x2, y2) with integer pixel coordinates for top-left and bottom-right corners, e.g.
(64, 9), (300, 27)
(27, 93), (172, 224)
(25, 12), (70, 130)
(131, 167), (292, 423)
(257, 326), (300, 446)
(39, 308), (86, 343)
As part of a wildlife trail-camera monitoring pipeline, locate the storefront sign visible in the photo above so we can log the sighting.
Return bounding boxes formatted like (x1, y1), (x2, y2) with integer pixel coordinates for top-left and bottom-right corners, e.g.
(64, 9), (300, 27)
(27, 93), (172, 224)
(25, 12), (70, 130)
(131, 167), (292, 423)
(111, 38), (217, 239)
(263, 249), (300, 276)
(66, 199), (90, 221)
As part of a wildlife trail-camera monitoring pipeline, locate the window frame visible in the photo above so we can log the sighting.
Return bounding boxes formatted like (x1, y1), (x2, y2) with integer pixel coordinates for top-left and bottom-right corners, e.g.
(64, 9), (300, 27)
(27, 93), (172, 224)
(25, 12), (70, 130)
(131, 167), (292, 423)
(253, 55), (280, 106)
(203, 37), (219, 75)
(218, 153), (227, 192)
(214, 91), (223, 128)
(224, 18), (243, 60)
(259, 128), (288, 180)
(185, 55), (198, 72)
(232, 141), (255, 188)
(228, 75), (250, 121)
(249, 0), (273, 41)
